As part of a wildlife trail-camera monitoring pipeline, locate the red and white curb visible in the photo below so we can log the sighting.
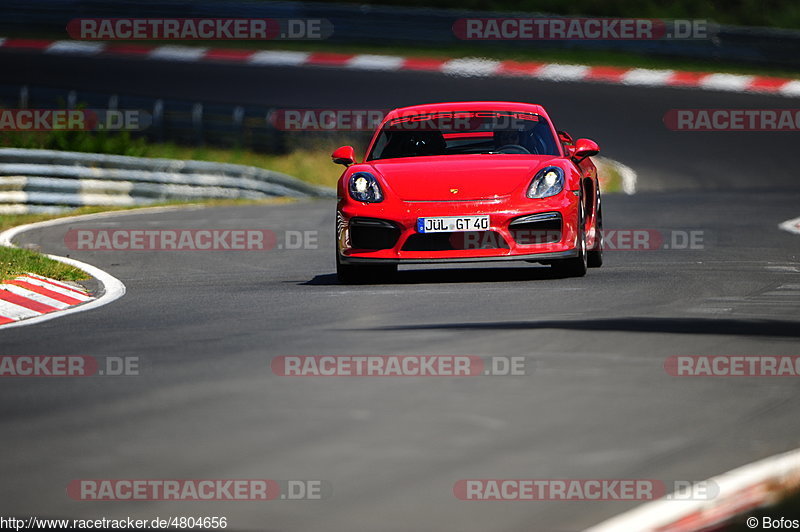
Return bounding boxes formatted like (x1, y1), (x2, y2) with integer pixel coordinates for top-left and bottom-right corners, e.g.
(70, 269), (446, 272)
(779, 216), (800, 235)
(0, 212), (129, 329)
(1, 37), (800, 97)
(586, 447), (800, 532)
(0, 273), (93, 325)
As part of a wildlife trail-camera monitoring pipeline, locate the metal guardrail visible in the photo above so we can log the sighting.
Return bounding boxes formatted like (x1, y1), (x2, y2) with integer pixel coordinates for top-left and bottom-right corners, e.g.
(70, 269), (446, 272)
(1, 0), (800, 67)
(0, 148), (335, 214)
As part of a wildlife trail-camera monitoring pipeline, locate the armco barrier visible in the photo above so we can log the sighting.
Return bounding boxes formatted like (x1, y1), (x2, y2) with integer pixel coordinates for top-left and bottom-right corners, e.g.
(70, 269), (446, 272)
(0, 148), (334, 214)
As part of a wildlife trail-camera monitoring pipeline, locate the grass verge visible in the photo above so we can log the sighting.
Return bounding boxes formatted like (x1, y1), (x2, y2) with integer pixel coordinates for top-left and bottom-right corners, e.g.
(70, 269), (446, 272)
(0, 246), (86, 282)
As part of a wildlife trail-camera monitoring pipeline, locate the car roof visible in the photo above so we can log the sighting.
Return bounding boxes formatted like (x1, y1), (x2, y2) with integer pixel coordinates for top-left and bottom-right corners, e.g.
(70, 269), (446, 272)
(384, 101), (549, 120)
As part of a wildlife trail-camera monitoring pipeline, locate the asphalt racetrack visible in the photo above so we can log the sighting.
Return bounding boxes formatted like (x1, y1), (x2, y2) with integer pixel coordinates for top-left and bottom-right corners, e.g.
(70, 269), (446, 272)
(1, 50), (800, 531)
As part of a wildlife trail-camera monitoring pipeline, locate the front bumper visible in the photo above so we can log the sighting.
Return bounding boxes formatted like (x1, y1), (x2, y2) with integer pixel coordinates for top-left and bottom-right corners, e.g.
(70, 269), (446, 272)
(338, 249), (578, 265)
(337, 193), (580, 264)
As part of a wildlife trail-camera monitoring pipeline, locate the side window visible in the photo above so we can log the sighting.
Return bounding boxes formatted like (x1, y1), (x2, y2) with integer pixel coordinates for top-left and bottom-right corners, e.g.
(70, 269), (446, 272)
(367, 133), (389, 161)
(557, 130), (574, 156)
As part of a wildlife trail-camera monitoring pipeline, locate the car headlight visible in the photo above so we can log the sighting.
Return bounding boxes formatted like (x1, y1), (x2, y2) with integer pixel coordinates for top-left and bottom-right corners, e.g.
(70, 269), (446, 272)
(348, 172), (384, 203)
(527, 166), (565, 199)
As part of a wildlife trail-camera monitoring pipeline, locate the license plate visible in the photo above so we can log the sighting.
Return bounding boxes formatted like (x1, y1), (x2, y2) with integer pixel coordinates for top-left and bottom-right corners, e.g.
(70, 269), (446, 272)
(416, 215), (490, 233)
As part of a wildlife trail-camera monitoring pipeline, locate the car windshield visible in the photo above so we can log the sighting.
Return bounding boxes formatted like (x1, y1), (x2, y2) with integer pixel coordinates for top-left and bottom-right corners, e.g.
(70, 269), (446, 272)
(367, 110), (560, 160)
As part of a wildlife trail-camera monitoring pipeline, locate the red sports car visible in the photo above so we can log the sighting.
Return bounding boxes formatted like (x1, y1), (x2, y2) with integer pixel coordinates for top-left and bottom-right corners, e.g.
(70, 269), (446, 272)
(332, 101), (603, 283)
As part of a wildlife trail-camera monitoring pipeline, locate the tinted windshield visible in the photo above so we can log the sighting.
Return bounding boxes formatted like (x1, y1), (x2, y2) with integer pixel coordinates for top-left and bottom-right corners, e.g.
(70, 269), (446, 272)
(367, 110), (560, 160)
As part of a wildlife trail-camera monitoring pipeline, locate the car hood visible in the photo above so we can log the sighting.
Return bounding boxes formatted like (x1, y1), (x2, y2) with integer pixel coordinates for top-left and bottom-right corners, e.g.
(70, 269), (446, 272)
(366, 155), (558, 201)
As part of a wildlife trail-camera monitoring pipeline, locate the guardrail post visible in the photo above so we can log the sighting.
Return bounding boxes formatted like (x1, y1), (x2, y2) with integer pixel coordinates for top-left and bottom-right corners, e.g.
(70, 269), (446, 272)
(232, 106), (244, 148)
(19, 86), (29, 109)
(192, 103), (204, 145)
(265, 109), (288, 154)
(153, 99), (164, 143)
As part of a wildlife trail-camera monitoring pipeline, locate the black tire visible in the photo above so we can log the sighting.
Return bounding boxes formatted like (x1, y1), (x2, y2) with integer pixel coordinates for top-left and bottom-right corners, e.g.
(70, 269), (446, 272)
(587, 201), (603, 268)
(336, 252), (397, 284)
(552, 203), (588, 278)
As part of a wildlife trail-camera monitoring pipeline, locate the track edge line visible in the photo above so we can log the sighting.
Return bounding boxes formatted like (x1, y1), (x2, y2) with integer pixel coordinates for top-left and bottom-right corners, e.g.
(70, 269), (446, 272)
(585, 446), (800, 532)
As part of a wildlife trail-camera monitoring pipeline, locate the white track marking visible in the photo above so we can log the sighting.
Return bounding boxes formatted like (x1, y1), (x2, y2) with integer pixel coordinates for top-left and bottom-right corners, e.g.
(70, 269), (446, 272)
(699, 73), (755, 91)
(779, 80), (800, 97)
(248, 50), (310, 66)
(441, 58), (502, 77)
(45, 41), (105, 54)
(622, 68), (675, 86)
(347, 54), (405, 71)
(779, 216), (800, 235)
(535, 64), (591, 81)
(149, 46), (207, 61)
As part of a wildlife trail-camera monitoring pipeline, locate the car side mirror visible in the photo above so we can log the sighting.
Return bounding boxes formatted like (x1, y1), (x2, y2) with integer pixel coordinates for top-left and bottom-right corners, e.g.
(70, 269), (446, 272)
(332, 146), (356, 166)
(572, 138), (599, 163)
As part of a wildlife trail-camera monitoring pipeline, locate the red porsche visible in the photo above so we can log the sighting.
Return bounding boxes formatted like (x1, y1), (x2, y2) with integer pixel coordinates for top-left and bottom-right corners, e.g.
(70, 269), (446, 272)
(332, 101), (603, 284)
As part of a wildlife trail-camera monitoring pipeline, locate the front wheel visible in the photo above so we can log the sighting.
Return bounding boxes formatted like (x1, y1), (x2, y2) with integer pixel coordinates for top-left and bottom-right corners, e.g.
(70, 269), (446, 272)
(336, 252), (397, 284)
(551, 205), (588, 278)
(587, 202), (603, 268)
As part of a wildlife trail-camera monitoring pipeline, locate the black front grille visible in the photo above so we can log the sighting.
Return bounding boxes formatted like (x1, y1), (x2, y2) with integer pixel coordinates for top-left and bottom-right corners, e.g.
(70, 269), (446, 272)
(403, 231), (509, 251)
(349, 218), (400, 250)
(509, 213), (562, 244)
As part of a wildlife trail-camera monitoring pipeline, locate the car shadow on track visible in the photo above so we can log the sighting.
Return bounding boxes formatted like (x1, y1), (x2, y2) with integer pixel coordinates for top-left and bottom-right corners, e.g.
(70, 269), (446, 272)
(360, 317), (800, 338)
(304, 266), (570, 286)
